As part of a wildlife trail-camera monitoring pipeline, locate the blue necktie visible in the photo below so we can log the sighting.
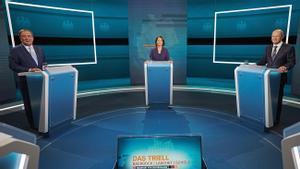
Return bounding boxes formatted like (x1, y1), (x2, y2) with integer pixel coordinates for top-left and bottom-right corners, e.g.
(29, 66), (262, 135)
(29, 46), (38, 65)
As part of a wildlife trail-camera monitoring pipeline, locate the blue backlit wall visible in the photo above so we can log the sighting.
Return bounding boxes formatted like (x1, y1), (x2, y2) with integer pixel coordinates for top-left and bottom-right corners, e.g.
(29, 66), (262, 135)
(128, 0), (187, 85)
(1, 0), (300, 98)
(0, 1), (16, 103)
(292, 20), (300, 96)
(187, 0), (300, 80)
(5, 0), (129, 81)
(8, 3), (95, 65)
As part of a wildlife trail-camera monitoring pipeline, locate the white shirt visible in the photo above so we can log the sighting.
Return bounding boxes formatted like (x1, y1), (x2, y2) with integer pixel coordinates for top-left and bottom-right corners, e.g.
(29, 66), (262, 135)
(272, 41), (283, 56)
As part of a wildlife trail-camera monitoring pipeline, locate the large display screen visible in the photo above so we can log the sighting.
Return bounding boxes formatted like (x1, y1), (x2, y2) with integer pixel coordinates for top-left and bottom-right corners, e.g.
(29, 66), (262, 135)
(6, 2), (96, 66)
(214, 5), (291, 64)
(117, 135), (202, 169)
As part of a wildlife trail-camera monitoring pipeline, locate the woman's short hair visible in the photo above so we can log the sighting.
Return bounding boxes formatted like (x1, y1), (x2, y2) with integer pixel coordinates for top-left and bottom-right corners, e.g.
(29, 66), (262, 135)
(155, 36), (165, 46)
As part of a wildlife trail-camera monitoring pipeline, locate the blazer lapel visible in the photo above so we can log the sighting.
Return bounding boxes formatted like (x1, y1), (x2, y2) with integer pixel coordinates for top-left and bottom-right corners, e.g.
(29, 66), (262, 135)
(21, 45), (39, 66)
(273, 43), (285, 62)
(33, 46), (41, 66)
(21, 45), (33, 60)
(267, 45), (273, 60)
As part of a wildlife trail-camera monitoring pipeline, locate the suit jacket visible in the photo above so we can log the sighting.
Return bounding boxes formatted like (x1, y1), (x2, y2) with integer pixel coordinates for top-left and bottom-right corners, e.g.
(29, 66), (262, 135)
(257, 43), (296, 70)
(9, 44), (46, 73)
(257, 43), (296, 83)
(149, 47), (170, 61)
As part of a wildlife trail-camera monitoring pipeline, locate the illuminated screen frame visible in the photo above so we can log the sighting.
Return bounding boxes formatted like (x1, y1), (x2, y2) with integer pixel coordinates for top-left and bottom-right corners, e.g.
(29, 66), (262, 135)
(5, 1), (97, 66)
(213, 4), (292, 65)
(117, 135), (203, 169)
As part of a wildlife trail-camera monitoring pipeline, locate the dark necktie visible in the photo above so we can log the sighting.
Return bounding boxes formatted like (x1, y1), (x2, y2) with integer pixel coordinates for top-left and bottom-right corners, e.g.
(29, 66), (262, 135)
(271, 46), (277, 60)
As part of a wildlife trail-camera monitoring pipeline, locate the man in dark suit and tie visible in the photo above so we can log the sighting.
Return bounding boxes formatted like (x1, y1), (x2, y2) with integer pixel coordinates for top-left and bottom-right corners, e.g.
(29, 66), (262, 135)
(257, 29), (296, 125)
(9, 29), (46, 130)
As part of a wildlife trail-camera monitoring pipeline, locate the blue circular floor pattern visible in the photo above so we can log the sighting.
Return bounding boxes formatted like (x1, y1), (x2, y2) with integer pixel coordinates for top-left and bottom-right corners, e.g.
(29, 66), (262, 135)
(38, 106), (283, 169)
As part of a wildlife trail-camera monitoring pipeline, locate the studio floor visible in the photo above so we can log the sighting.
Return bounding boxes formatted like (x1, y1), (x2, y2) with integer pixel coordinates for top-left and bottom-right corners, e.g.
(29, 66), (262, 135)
(37, 105), (282, 169)
(2, 89), (300, 169)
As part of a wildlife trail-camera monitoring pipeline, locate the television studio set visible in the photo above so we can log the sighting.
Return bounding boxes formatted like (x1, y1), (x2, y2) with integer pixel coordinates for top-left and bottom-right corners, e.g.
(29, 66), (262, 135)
(0, 0), (300, 169)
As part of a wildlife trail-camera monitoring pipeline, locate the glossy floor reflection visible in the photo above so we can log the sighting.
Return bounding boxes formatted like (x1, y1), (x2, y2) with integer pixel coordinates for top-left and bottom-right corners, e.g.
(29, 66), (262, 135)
(38, 106), (282, 169)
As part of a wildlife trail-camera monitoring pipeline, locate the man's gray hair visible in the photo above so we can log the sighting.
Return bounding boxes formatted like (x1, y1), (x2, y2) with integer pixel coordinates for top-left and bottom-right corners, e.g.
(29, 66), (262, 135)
(18, 29), (33, 37)
(273, 29), (285, 39)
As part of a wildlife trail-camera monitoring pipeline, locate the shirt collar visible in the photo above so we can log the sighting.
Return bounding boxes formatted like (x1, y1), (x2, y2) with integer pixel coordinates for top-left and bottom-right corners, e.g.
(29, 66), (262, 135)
(22, 44), (33, 49)
(273, 41), (283, 48)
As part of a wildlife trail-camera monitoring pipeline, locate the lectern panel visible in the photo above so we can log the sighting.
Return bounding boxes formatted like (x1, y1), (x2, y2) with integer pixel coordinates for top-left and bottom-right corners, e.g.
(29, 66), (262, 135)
(48, 72), (75, 127)
(235, 65), (281, 128)
(145, 61), (173, 105)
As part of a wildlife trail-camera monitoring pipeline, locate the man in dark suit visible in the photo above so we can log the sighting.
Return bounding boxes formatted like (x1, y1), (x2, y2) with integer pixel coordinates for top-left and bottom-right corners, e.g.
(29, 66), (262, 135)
(257, 29), (296, 125)
(9, 29), (46, 130)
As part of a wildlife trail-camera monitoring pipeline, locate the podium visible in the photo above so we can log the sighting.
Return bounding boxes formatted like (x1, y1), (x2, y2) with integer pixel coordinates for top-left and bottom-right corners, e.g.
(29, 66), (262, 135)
(0, 132), (40, 169)
(18, 66), (78, 133)
(234, 65), (281, 128)
(282, 122), (300, 169)
(144, 61), (173, 105)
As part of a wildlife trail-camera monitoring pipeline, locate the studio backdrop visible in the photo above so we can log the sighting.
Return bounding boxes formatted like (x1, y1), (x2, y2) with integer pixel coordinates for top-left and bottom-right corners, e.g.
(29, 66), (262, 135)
(128, 0), (187, 85)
